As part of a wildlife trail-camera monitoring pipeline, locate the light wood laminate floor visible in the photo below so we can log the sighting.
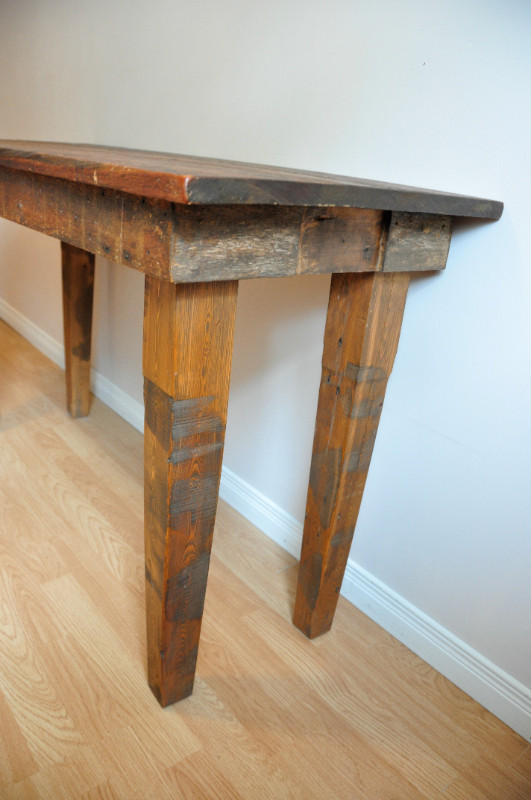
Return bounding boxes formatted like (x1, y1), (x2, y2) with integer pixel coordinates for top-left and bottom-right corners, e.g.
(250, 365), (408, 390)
(0, 318), (529, 799)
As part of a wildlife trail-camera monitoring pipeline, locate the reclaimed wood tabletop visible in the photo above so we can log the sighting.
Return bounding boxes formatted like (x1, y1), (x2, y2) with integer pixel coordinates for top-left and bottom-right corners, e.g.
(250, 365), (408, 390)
(0, 140), (503, 217)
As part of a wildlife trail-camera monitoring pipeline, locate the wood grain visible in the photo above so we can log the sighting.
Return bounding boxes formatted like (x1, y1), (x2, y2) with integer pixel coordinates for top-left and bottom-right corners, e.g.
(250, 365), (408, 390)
(382, 211), (452, 272)
(61, 242), (95, 417)
(0, 319), (529, 799)
(170, 206), (386, 281)
(0, 168), (450, 282)
(0, 166), (173, 280)
(142, 276), (238, 706)
(294, 271), (410, 638)
(0, 140), (503, 218)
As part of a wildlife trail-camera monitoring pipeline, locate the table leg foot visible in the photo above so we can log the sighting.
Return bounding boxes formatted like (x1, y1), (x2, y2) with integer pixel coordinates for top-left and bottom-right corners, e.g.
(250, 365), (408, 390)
(294, 271), (409, 638)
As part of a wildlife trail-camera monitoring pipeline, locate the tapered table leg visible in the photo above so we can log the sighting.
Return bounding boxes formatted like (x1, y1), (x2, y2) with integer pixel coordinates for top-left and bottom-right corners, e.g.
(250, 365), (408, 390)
(143, 275), (238, 706)
(61, 242), (95, 417)
(294, 271), (410, 638)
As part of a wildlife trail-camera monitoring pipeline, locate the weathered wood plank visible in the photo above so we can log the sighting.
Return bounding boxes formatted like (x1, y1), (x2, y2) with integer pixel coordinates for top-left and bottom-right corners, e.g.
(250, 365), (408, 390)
(61, 242), (95, 417)
(382, 212), (452, 272)
(299, 208), (387, 273)
(142, 276), (238, 706)
(0, 168), (385, 281)
(0, 166), (461, 282)
(0, 140), (503, 218)
(0, 166), (173, 280)
(169, 206), (386, 281)
(293, 271), (409, 638)
(170, 206), (302, 281)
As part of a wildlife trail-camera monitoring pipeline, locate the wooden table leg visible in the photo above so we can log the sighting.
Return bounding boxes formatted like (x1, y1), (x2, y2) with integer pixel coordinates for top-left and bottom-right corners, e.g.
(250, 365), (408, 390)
(142, 275), (238, 706)
(294, 271), (410, 638)
(61, 242), (95, 417)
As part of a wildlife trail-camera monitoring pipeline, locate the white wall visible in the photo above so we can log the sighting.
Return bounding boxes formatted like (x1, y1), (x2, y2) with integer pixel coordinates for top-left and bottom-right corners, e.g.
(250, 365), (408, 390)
(1, 0), (530, 738)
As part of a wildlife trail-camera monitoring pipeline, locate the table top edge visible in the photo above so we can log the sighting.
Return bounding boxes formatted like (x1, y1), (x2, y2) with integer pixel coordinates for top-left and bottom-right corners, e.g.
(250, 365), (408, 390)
(0, 140), (503, 220)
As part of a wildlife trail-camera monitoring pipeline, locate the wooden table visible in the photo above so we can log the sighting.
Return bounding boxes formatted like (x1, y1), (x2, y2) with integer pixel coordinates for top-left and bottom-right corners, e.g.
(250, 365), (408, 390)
(0, 141), (502, 707)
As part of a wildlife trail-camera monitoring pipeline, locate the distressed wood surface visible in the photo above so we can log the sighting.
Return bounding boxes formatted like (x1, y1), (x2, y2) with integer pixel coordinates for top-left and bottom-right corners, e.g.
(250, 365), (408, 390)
(61, 242), (95, 417)
(142, 276), (238, 706)
(170, 206), (386, 281)
(0, 168), (454, 282)
(0, 166), (173, 280)
(294, 271), (410, 638)
(382, 212), (452, 272)
(0, 140), (503, 218)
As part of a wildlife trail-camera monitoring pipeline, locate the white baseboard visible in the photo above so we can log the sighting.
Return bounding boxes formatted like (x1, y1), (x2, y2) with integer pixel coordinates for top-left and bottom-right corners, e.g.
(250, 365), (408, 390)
(2, 297), (530, 741)
(220, 465), (531, 742)
(219, 467), (303, 560)
(0, 297), (66, 369)
(91, 371), (144, 433)
(0, 296), (145, 433)
(342, 560), (531, 743)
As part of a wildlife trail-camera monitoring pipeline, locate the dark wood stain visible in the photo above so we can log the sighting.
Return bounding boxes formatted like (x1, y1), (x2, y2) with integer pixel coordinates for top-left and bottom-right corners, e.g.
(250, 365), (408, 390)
(170, 205), (302, 281)
(142, 276), (237, 706)
(299, 208), (385, 273)
(345, 363), (387, 383)
(71, 278), (93, 361)
(0, 166), (173, 279)
(383, 212), (452, 272)
(308, 448), (343, 530)
(170, 396), (224, 439)
(143, 378), (173, 450)
(61, 242), (95, 418)
(169, 475), (221, 528)
(144, 564), (162, 599)
(294, 271), (410, 639)
(165, 553), (211, 624)
(168, 440), (225, 465)
(347, 434), (377, 473)
(170, 205), (388, 281)
(348, 394), (385, 420)
(0, 140), (502, 217)
(297, 553), (323, 614)
(1, 163), (459, 284)
(330, 528), (355, 549)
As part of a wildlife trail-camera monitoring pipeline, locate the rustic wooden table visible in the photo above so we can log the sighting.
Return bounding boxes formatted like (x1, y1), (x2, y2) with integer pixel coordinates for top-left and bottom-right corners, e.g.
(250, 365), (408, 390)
(0, 141), (502, 707)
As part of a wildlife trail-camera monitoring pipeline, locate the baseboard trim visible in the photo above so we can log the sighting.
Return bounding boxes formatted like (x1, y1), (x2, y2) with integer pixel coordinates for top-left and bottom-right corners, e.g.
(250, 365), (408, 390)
(2, 297), (530, 741)
(0, 296), (65, 369)
(219, 464), (531, 742)
(0, 297), (145, 433)
(91, 371), (144, 433)
(219, 467), (303, 560)
(341, 560), (531, 742)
